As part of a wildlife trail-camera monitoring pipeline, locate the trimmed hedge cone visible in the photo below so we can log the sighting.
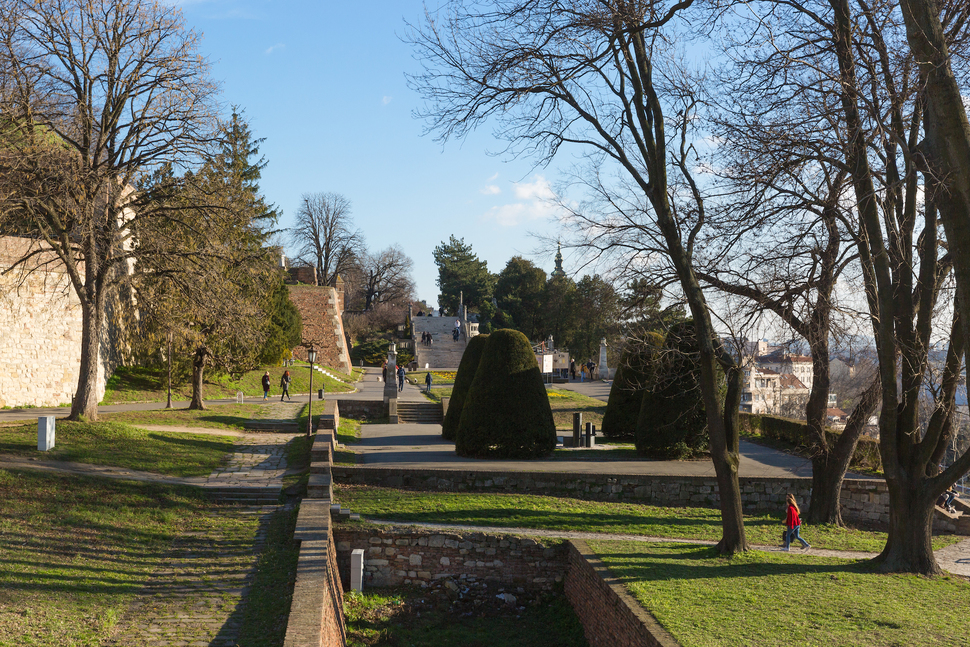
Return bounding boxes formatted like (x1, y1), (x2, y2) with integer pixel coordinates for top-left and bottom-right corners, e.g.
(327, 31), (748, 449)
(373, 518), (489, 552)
(441, 334), (489, 441)
(456, 328), (556, 458)
(601, 332), (663, 441)
(635, 321), (718, 459)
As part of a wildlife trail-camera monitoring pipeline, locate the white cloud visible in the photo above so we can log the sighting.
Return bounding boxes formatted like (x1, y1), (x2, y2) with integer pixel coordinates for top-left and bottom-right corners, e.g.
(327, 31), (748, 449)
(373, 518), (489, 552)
(264, 43), (285, 55)
(480, 185), (501, 195)
(483, 175), (564, 227)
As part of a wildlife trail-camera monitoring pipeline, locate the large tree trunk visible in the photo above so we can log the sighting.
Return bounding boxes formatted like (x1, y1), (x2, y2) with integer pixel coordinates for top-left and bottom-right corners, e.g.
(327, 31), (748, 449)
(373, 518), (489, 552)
(69, 298), (103, 421)
(188, 346), (208, 410)
(872, 476), (942, 575)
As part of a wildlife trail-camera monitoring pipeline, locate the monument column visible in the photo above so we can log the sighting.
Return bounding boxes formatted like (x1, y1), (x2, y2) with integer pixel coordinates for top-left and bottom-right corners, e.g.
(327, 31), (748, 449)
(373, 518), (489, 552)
(598, 338), (610, 380)
(384, 343), (399, 422)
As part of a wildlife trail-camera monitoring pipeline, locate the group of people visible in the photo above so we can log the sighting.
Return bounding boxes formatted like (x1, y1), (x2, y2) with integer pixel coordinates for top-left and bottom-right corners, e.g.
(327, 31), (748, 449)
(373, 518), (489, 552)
(569, 359), (597, 382)
(420, 331), (434, 346)
(261, 370), (292, 401)
(381, 361), (408, 392)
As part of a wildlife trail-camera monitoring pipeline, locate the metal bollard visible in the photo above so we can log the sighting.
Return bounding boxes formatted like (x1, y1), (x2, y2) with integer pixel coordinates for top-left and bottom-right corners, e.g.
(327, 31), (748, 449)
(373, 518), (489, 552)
(573, 412), (583, 447)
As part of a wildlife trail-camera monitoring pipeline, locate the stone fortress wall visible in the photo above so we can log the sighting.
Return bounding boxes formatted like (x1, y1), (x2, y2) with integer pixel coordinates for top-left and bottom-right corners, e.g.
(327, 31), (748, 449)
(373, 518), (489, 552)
(0, 236), (123, 408)
(287, 278), (351, 374)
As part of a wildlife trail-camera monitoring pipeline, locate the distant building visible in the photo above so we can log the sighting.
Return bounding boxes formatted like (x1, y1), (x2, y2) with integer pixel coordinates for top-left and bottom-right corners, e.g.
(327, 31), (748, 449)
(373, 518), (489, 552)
(738, 340), (818, 418)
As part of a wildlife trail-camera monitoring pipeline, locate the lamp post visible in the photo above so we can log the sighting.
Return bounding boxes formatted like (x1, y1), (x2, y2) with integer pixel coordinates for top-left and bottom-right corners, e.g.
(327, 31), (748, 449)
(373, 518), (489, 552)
(306, 346), (317, 437)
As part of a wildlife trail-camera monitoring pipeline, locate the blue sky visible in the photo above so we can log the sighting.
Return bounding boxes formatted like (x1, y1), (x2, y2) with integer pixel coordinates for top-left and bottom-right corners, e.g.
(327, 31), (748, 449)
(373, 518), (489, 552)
(176, 0), (570, 306)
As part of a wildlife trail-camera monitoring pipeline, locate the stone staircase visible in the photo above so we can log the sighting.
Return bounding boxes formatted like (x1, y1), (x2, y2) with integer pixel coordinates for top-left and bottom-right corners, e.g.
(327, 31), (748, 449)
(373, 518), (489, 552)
(412, 316), (467, 369)
(937, 496), (970, 534)
(397, 401), (443, 424)
(204, 485), (281, 505)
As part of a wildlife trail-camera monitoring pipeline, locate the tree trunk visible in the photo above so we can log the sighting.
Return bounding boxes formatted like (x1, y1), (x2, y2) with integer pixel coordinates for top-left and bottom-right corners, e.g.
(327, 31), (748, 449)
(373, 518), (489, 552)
(188, 346), (208, 410)
(872, 478), (942, 576)
(69, 298), (103, 421)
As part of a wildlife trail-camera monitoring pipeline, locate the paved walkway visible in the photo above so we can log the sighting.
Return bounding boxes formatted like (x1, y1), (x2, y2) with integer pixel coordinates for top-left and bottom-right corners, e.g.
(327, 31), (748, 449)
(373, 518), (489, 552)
(104, 504), (289, 647)
(353, 421), (819, 477)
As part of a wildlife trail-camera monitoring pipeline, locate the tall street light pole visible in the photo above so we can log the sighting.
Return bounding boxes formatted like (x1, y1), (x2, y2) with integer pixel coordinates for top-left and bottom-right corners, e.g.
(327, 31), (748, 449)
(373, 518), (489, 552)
(306, 346), (317, 437)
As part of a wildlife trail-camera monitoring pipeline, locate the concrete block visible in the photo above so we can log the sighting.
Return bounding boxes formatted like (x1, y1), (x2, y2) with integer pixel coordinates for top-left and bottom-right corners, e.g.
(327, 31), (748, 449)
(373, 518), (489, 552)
(351, 549), (364, 591)
(38, 416), (55, 451)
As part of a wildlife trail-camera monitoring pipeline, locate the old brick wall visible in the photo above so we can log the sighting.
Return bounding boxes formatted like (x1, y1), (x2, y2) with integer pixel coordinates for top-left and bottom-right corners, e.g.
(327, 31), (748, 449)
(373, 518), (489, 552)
(564, 540), (680, 647)
(284, 501), (347, 647)
(332, 526), (567, 590)
(288, 284), (351, 374)
(0, 236), (123, 407)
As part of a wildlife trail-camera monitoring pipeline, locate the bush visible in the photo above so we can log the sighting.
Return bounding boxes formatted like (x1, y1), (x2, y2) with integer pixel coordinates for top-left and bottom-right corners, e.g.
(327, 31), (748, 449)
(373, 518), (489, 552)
(441, 334), (489, 441)
(635, 321), (717, 459)
(456, 329), (556, 458)
(601, 333), (662, 441)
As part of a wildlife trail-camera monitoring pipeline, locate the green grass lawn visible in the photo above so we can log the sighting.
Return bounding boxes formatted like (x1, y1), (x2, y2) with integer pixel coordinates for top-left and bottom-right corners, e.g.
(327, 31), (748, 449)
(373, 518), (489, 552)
(0, 420), (234, 477)
(590, 540), (970, 647)
(101, 364), (359, 405)
(333, 485), (961, 553)
(101, 402), (266, 430)
(547, 387), (606, 430)
(0, 469), (296, 647)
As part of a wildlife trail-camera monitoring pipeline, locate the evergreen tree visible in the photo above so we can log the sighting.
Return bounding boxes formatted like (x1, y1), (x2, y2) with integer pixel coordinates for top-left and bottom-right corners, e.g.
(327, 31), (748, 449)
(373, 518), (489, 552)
(494, 256), (546, 340)
(433, 235), (494, 315)
(635, 321), (720, 459)
(456, 329), (556, 458)
(601, 332), (662, 441)
(441, 334), (489, 441)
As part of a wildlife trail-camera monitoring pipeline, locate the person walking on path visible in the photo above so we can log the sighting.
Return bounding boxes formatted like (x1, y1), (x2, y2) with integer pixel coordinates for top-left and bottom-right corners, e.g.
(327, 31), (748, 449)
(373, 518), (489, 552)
(425, 371), (433, 393)
(397, 365), (406, 392)
(382, 361), (387, 383)
(570, 359), (576, 381)
(279, 370), (292, 401)
(261, 372), (271, 400)
(783, 493), (811, 551)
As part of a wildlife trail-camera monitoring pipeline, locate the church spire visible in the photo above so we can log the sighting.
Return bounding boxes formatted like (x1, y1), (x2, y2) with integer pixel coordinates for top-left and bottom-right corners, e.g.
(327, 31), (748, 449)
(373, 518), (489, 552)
(551, 242), (566, 278)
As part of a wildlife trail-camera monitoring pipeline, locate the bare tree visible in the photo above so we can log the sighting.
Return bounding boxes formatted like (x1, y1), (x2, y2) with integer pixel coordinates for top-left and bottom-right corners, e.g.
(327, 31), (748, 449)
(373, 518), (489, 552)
(0, 0), (219, 421)
(359, 245), (416, 311)
(408, 0), (749, 554)
(290, 192), (363, 287)
(718, 0), (969, 573)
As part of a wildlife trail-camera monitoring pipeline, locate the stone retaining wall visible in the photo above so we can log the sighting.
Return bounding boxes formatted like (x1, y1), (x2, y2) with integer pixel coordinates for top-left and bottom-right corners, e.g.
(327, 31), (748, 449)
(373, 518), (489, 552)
(332, 399), (384, 419)
(332, 466), (963, 532)
(565, 540), (680, 647)
(332, 526), (567, 590)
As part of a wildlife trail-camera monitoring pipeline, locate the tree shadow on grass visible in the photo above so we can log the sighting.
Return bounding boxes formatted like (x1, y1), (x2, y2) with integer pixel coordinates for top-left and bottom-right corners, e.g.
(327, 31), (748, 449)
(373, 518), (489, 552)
(598, 543), (869, 584)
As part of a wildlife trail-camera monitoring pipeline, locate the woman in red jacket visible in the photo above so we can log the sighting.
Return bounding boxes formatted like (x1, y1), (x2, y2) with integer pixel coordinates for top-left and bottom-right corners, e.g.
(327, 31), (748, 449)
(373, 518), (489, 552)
(784, 493), (811, 551)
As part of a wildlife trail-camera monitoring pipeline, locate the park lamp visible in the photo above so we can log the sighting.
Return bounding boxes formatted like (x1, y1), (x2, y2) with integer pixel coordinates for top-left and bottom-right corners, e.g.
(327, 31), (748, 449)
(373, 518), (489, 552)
(306, 346), (317, 437)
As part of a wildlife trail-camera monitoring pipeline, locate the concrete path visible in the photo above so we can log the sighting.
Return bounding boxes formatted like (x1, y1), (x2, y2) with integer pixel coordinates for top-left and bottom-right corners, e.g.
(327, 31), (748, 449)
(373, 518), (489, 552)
(353, 421), (818, 477)
(554, 379), (613, 401)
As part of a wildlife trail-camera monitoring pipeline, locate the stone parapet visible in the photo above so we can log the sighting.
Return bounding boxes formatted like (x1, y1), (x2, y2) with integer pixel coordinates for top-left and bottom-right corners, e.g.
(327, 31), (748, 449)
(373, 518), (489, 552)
(333, 525), (567, 590)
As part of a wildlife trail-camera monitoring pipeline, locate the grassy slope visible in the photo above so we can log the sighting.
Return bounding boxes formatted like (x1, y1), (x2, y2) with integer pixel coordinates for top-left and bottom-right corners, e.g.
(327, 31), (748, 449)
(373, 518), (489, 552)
(334, 485), (961, 553)
(0, 470), (256, 646)
(0, 420), (235, 477)
(591, 540), (970, 647)
(101, 402), (267, 430)
(101, 365), (361, 405)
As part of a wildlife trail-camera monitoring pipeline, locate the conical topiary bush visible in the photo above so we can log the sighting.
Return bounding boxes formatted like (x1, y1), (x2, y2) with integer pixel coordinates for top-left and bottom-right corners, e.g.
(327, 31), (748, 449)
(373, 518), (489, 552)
(601, 332), (663, 441)
(635, 320), (718, 459)
(441, 333), (489, 441)
(456, 328), (556, 458)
